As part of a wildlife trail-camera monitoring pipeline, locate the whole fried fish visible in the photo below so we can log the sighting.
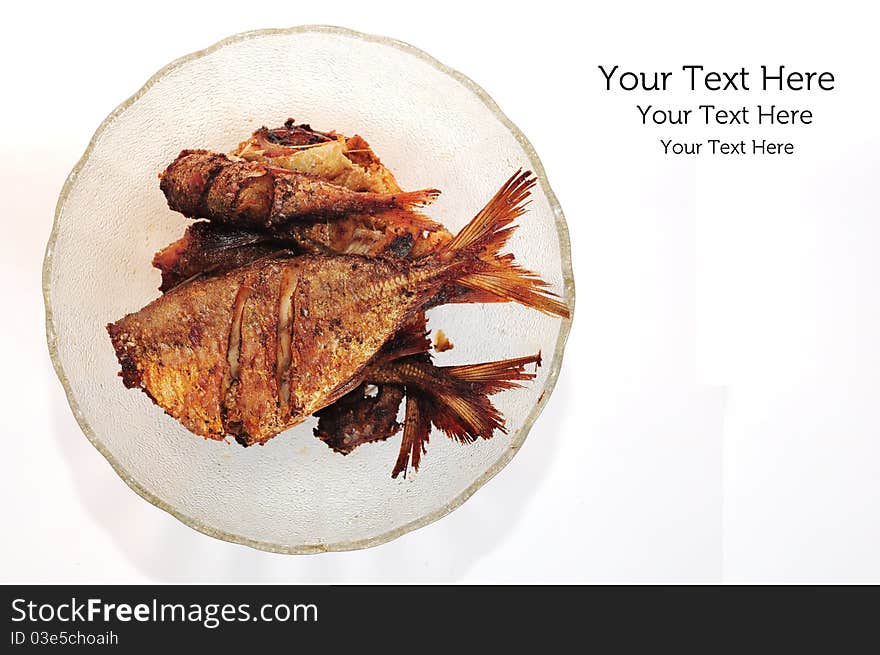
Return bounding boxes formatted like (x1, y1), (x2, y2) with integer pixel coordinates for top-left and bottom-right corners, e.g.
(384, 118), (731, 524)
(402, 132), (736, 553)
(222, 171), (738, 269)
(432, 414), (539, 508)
(109, 171), (569, 446)
(159, 149), (440, 229)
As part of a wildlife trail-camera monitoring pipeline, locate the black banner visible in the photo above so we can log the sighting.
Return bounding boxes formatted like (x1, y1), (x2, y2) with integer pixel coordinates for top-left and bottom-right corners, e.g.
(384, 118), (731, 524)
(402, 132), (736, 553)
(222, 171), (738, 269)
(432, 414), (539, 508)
(2, 585), (878, 650)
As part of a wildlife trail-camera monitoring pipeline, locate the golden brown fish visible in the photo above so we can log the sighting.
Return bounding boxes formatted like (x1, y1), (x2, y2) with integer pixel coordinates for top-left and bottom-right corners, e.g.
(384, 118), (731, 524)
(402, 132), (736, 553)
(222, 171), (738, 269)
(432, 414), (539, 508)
(109, 170), (569, 446)
(151, 221), (297, 293)
(159, 149), (440, 229)
(110, 254), (429, 443)
(152, 209), (446, 293)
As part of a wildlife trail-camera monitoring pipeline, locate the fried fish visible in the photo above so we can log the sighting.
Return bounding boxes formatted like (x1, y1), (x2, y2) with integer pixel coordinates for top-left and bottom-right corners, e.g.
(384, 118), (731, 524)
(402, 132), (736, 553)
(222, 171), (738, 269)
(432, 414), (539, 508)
(109, 170), (569, 446)
(152, 208), (446, 293)
(159, 149), (440, 229)
(151, 221), (296, 293)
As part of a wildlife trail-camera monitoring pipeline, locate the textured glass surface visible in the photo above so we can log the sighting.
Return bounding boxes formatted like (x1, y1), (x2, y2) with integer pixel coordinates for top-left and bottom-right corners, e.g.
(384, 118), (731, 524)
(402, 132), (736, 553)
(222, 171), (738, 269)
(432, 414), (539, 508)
(45, 26), (574, 553)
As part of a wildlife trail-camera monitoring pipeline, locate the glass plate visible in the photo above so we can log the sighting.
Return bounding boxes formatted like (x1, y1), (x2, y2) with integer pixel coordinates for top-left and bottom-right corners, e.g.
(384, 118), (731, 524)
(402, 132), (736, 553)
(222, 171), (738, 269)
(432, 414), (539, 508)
(44, 25), (574, 553)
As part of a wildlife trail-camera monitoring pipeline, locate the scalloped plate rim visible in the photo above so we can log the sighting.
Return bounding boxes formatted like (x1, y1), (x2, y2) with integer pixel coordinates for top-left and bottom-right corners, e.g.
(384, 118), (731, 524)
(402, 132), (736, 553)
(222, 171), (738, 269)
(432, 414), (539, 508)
(43, 24), (576, 555)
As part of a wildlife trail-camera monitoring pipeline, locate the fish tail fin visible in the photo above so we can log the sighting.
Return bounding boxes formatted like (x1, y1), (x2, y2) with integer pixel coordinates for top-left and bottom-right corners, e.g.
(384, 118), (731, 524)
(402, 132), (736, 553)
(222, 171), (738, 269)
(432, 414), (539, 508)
(392, 393), (431, 478)
(456, 262), (571, 318)
(381, 353), (542, 478)
(391, 386), (504, 479)
(379, 313), (431, 363)
(438, 170), (571, 318)
(391, 188), (441, 209)
(427, 353), (542, 441)
(444, 352), (542, 394)
(442, 169), (535, 255)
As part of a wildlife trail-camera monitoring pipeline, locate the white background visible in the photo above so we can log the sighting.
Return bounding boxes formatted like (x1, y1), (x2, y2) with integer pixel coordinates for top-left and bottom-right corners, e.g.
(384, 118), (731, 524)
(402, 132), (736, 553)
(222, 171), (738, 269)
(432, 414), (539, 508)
(2, 1), (878, 582)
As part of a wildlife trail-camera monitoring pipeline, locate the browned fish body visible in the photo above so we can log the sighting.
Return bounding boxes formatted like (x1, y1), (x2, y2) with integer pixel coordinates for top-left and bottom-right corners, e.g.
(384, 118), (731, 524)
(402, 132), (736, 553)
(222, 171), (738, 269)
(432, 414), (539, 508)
(109, 253), (441, 444)
(153, 211), (448, 294)
(156, 170), (567, 316)
(273, 209), (446, 257)
(233, 122), (452, 257)
(151, 221), (299, 292)
(110, 170), (569, 447)
(159, 149), (439, 229)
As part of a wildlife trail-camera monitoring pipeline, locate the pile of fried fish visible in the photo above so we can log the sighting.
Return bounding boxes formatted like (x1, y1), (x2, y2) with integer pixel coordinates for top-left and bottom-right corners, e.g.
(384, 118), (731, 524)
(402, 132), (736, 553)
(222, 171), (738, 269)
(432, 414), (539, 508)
(107, 120), (570, 477)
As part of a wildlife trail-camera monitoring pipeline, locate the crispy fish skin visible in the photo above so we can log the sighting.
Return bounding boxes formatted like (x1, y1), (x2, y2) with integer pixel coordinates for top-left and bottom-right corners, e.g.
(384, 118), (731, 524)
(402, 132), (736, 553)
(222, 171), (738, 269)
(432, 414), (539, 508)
(108, 254), (443, 444)
(152, 221), (296, 292)
(106, 271), (242, 439)
(159, 149), (439, 229)
(274, 209), (446, 257)
(153, 212), (449, 294)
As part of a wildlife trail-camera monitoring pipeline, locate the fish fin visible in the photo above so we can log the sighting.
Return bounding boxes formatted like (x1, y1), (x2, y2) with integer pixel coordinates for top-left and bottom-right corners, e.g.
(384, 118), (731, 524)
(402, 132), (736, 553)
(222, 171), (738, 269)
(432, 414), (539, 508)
(439, 170), (571, 318)
(443, 352), (542, 394)
(379, 313), (432, 363)
(378, 350), (538, 442)
(426, 353), (543, 438)
(441, 169), (535, 255)
(456, 262), (571, 318)
(391, 188), (441, 209)
(430, 389), (506, 443)
(447, 288), (510, 304)
(392, 393), (431, 478)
